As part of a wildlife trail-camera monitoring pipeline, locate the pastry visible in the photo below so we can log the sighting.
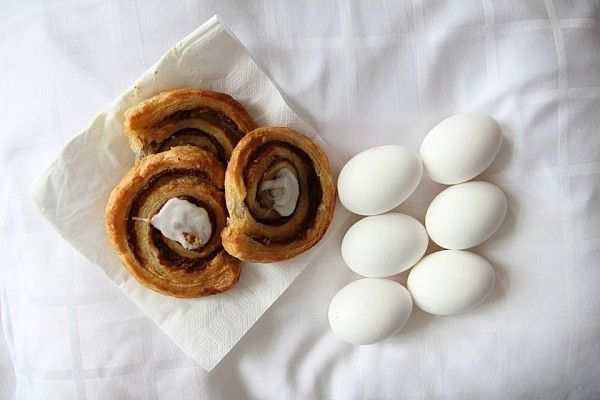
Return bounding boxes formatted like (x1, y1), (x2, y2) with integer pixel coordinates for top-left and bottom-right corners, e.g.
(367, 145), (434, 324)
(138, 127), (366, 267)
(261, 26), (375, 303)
(222, 127), (336, 262)
(123, 88), (257, 162)
(105, 146), (240, 297)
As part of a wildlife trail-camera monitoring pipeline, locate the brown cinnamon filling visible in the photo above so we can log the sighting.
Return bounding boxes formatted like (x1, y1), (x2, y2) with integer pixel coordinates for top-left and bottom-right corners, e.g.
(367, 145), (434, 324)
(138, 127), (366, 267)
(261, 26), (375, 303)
(159, 108), (243, 144)
(245, 156), (295, 227)
(142, 108), (244, 159)
(150, 195), (219, 271)
(255, 160), (297, 214)
(127, 169), (223, 272)
(155, 128), (227, 163)
(243, 141), (322, 244)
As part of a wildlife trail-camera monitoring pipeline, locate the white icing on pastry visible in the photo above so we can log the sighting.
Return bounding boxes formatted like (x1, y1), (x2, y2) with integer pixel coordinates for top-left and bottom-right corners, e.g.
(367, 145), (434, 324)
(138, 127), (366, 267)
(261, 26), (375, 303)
(150, 198), (212, 250)
(259, 168), (300, 217)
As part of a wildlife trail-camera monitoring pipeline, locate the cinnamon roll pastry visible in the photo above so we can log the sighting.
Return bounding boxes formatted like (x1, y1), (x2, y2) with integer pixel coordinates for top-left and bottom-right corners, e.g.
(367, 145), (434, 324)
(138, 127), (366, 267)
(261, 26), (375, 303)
(222, 127), (336, 262)
(124, 88), (257, 162)
(105, 146), (240, 297)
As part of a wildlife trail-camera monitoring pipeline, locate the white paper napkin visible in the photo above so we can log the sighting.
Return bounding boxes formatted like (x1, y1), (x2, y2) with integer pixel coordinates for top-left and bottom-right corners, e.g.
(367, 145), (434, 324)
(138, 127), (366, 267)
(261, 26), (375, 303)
(30, 15), (348, 371)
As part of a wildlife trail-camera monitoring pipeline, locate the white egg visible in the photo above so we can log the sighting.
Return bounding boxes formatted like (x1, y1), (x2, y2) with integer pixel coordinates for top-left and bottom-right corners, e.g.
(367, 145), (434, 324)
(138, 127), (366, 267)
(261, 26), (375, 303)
(342, 213), (428, 277)
(407, 250), (495, 316)
(420, 113), (502, 184)
(338, 145), (423, 216)
(425, 181), (507, 250)
(328, 278), (413, 345)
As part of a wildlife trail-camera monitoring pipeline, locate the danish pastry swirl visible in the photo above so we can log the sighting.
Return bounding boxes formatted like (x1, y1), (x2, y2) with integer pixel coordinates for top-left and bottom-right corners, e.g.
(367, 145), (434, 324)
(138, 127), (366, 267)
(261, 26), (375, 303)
(124, 88), (257, 163)
(105, 146), (240, 297)
(222, 127), (336, 262)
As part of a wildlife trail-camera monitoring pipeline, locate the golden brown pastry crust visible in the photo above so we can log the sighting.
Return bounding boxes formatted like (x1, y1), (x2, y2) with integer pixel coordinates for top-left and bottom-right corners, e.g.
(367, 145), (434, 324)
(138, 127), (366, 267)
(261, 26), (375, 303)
(124, 88), (257, 162)
(105, 146), (240, 297)
(222, 127), (336, 262)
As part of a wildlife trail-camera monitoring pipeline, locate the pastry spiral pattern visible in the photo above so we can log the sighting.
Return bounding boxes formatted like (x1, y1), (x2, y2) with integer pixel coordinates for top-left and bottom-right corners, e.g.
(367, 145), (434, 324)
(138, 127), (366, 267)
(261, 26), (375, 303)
(105, 146), (240, 297)
(124, 88), (257, 163)
(222, 127), (336, 262)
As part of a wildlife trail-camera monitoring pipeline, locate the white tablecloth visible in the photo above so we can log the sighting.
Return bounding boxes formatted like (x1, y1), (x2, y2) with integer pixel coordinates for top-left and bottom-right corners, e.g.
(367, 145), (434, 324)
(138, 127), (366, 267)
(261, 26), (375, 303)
(2, 1), (600, 399)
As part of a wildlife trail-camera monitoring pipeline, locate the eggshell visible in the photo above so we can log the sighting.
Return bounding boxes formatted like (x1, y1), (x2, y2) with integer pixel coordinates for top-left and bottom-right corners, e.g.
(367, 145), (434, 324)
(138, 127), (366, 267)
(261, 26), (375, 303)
(407, 250), (495, 316)
(425, 181), (507, 250)
(342, 213), (428, 277)
(337, 145), (423, 215)
(328, 278), (413, 345)
(420, 113), (502, 184)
